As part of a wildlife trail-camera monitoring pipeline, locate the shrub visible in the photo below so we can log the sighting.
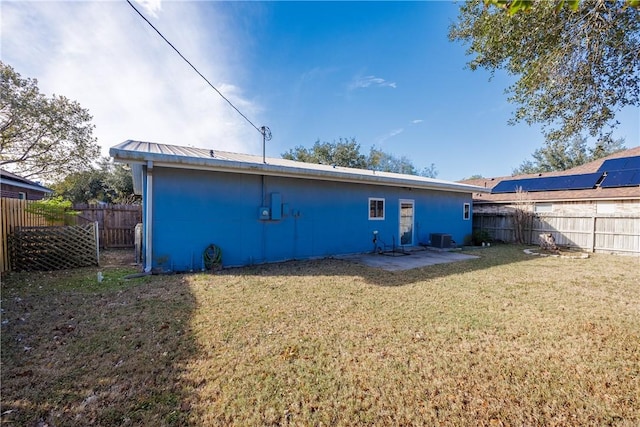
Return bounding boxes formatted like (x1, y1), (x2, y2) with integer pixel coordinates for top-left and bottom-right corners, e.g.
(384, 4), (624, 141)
(25, 196), (79, 225)
(471, 229), (493, 246)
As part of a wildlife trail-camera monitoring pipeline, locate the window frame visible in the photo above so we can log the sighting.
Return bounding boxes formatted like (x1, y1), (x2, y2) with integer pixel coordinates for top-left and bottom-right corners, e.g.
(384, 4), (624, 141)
(368, 197), (385, 220)
(463, 203), (471, 220)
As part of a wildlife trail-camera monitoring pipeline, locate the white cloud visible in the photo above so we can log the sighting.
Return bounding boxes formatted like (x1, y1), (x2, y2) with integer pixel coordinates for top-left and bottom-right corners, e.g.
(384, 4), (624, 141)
(1, 1), (262, 159)
(134, 0), (162, 18)
(375, 128), (404, 145)
(349, 75), (397, 91)
(411, 119), (423, 124)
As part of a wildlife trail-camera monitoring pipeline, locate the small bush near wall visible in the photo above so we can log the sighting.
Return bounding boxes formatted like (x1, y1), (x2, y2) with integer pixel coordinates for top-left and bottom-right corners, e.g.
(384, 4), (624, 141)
(470, 229), (493, 246)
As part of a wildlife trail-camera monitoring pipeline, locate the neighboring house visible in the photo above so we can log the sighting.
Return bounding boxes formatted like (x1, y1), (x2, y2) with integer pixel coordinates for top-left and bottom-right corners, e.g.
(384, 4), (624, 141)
(110, 140), (488, 271)
(462, 147), (640, 254)
(0, 169), (53, 200)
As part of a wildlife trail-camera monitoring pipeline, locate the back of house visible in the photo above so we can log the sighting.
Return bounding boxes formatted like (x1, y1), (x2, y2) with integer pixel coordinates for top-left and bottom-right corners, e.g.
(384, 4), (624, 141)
(111, 140), (488, 271)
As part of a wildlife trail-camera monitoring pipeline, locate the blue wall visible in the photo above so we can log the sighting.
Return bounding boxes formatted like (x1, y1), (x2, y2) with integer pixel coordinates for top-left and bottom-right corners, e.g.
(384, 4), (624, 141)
(144, 167), (473, 271)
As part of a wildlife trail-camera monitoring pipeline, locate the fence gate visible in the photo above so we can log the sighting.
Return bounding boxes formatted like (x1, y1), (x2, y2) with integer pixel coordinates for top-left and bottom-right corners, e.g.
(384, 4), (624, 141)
(74, 204), (142, 248)
(9, 222), (99, 271)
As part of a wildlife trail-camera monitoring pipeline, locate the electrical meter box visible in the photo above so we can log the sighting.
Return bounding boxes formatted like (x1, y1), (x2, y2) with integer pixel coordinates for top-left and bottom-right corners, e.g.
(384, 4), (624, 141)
(258, 207), (270, 220)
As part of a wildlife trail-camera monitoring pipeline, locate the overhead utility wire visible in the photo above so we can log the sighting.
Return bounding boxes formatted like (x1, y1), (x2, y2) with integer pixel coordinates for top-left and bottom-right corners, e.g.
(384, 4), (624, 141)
(126, 0), (263, 135)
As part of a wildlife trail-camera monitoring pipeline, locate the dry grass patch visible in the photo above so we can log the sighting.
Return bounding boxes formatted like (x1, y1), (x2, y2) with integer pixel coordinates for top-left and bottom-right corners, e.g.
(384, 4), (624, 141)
(1, 264), (199, 426)
(2, 246), (639, 426)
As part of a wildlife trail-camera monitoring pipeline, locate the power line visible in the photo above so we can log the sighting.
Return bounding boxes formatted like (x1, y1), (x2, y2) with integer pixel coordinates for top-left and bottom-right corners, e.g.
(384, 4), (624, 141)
(125, 0), (264, 136)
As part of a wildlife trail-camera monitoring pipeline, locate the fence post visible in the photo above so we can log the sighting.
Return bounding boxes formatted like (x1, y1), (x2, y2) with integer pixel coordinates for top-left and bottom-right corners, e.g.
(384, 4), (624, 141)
(591, 216), (597, 253)
(95, 221), (100, 264)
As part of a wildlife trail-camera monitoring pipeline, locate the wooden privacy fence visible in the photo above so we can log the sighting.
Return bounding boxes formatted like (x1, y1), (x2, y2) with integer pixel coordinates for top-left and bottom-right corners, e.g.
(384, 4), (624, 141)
(1, 199), (142, 272)
(73, 204), (142, 249)
(9, 223), (99, 271)
(474, 213), (640, 255)
(1, 198), (50, 272)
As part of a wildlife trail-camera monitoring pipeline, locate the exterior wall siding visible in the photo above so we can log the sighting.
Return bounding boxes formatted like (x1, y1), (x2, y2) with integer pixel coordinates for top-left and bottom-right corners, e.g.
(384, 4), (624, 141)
(1, 183), (48, 200)
(146, 167), (473, 270)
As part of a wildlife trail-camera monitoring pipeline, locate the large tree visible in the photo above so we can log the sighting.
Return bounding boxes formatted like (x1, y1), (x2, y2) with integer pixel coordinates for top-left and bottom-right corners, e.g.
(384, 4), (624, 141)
(0, 62), (100, 182)
(367, 146), (417, 175)
(52, 158), (137, 204)
(282, 138), (438, 177)
(513, 136), (625, 174)
(282, 138), (368, 169)
(449, 0), (640, 145)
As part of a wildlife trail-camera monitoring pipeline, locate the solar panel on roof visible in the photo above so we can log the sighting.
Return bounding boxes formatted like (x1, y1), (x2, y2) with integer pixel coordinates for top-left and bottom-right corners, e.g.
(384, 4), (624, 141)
(491, 178), (533, 194)
(491, 172), (603, 194)
(600, 170), (640, 188)
(597, 156), (640, 172)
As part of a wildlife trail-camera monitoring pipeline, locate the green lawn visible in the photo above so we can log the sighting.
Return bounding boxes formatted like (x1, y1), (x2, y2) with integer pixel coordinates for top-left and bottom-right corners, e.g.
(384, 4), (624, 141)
(1, 245), (639, 426)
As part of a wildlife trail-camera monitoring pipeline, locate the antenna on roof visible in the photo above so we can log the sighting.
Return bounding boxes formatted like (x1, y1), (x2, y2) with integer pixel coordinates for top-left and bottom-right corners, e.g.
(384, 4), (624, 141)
(261, 126), (272, 164)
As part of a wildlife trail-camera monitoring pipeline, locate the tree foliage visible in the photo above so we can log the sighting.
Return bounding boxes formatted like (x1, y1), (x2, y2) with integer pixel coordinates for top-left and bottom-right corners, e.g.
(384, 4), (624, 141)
(0, 62), (100, 182)
(513, 136), (625, 174)
(282, 138), (367, 169)
(367, 146), (417, 175)
(51, 158), (137, 204)
(485, 0), (639, 16)
(465, 174), (486, 180)
(282, 138), (438, 178)
(449, 0), (640, 145)
(25, 196), (79, 226)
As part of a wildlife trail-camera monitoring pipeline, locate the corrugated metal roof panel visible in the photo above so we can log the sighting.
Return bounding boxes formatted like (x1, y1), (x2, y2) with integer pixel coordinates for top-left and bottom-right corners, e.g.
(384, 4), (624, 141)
(110, 140), (488, 194)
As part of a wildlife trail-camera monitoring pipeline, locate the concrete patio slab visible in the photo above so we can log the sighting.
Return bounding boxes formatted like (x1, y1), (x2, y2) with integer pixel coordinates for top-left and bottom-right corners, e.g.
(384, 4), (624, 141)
(337, 248), (479, 271)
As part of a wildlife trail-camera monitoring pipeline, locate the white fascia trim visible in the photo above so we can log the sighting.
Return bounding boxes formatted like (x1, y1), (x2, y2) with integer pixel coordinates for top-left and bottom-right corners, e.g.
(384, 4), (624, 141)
(111, 149), (489, 195)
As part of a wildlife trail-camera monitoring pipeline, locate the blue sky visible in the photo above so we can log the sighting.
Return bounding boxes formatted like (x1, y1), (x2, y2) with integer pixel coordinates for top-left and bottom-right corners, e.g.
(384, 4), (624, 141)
(2, 1), (638, 181)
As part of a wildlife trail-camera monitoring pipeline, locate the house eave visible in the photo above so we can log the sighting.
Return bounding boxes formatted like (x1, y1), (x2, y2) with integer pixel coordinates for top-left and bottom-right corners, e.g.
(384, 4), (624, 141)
(111, 145), (489, 195)
(0, 178), (54, 194)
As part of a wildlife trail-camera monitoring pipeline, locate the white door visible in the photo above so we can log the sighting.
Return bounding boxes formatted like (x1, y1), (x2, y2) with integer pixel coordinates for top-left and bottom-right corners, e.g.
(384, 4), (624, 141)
(399, 199), (414, 246)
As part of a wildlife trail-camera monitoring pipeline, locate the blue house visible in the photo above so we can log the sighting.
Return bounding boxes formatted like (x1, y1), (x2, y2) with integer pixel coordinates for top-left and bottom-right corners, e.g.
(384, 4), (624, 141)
(110, 140), (487, 272)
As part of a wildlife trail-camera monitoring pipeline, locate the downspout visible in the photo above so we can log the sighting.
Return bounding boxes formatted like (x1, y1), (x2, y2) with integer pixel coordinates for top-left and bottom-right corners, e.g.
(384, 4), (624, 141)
(261, 174), (266, 263)
(144, 160), (154, 273)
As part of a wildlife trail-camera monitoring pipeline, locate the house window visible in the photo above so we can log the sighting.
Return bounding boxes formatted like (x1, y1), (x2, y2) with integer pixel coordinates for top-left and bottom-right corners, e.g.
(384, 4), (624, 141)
(463, 203), (470, 220)
(534, 203), (553, 213)
(369, 198), (385, 220)
(18, 192), (26, 200)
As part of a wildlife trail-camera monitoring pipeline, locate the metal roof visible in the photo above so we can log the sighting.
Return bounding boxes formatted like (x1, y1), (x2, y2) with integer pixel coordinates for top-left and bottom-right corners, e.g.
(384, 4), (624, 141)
(110, 140), (488, 195)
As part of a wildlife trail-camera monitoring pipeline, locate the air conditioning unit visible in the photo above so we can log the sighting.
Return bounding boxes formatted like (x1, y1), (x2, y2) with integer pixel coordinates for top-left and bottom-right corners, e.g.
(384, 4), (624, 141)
(430, 233), (452, 249)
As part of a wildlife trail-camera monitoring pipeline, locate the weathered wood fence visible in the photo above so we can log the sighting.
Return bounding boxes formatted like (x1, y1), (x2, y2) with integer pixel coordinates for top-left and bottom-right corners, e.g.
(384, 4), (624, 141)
(73, 204), (142, 249)
(1, 198), (142, 273)
(474, 213), (640, 255)
(1, 198), (50, 272)
(9, 223), (99, 271)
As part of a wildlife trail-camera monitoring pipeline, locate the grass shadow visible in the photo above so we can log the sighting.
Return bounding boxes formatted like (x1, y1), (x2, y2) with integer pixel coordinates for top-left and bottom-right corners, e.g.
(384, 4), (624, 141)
(2, 247), (638, 425)
(0, 261), (200, 426)
(218, 244), (538, 287)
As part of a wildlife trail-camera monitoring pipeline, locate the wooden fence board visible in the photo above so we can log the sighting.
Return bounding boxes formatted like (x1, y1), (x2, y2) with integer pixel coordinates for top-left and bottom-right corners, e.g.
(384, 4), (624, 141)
(73, 204), (142, 249)
(1, 199), (141, 272)
(1, 198), (49, 273)
(474, 213), (640, 255)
